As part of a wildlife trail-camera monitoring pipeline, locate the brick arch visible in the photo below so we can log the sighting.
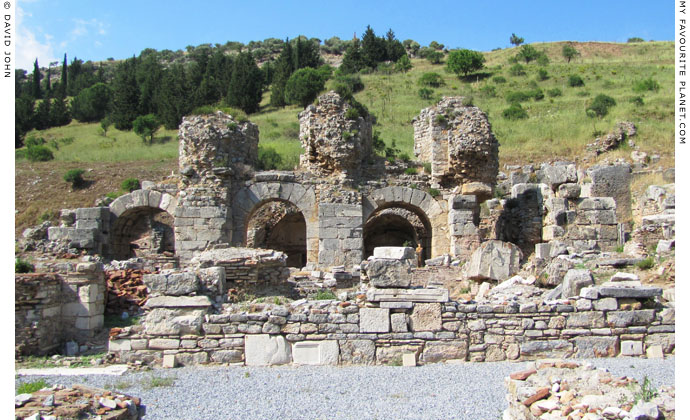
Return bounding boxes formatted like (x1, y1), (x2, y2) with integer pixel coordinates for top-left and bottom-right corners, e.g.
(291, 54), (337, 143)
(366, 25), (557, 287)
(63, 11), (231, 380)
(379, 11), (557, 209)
(108, 189), (178, 259)
(232, 182), (318, 265)
(363, 186), (449, 259)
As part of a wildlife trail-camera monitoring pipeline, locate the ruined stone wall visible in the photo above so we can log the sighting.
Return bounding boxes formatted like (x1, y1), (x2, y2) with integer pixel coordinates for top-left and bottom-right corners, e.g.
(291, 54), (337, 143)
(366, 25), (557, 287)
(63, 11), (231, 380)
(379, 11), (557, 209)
(15, 261), (105, 357)
(108, 279), (673, 366)
(413, 97), (499, 192)
(299, 91), (373, 177)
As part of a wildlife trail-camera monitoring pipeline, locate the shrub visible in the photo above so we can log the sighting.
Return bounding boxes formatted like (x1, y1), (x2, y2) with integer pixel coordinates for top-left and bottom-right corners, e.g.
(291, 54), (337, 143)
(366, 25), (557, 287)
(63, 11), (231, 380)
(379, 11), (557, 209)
(16, 379), (48, 394)
(133, 114), (160, 144)
(384, 139), (401, 159)
(537, 68), (549, 81)
(505, 91), (530, 104)
(345, 107), (360, 120)
(15, 258), (35, 273)
(26, 145), (54, 162)
(121, 178), (141, 192)
(418, 72), (445, 87)
(395, 54), (413, 72)
(587, 94), (616, 118)
(423, 162), (432, 174)
(427, 188), (440, 198)
(314, 290), (336, 300)
(627, 37), (645, 43)
(227, 122), (238, 130)
(480, 85), (496, 97)
(333, 74), (364, 98)
(64, 169), (86, 189)
(568, 74), (585, 87)
(434, 114), (447, 124)
(258, 145), (283, 170)
(426, 50), (444, 64)
(548, 88), (563, 97)
(633, 78), (660, 93)
(398, 153), (411, 162)
(493, 76), (507, 84)
(503, 103), (528, 120)
(219, 107), (249, 123)
(630, 96), (645, 106)
(530, 88), (545, 101)
(372, 130), (385, 153)
(285, 67), (327, 107)
(191, 105), (216, 115)
(509, 64), (526, 76)
(404, 167), (417, 175)
(635, 257), (654, 270)
(418, 87), (434, 99)
(446, 49), (485, 77)
(25, 137), (46, 148)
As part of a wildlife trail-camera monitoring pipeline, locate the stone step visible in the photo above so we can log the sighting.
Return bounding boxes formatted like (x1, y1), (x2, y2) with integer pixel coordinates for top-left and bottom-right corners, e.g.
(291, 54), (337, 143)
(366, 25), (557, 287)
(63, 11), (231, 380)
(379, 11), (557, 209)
(366, 287), (449, 303)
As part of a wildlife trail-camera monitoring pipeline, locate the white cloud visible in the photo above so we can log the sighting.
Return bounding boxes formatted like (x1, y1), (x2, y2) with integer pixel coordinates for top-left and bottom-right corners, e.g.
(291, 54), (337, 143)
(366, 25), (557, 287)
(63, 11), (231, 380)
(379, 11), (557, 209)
(70, 18), (109, 41)
(16, 6), (57, 70)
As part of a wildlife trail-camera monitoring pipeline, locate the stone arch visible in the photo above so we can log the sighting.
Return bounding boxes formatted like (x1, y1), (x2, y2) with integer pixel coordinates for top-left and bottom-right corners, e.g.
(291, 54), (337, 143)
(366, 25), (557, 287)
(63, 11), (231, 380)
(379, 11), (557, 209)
(232, 182), (318, 266)
(108, 189), (178, 260)
(364, 187), (449, 260)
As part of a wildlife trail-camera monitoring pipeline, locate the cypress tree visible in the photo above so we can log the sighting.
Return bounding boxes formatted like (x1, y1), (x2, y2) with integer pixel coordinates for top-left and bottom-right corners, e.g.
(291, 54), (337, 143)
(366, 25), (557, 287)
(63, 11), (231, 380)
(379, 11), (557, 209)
(270, 39), (294, 107)
(60, 53), (67, 97)
(32, 59), (41, 99)
(34, 97), (51, 130)
(340, 38), (364, 74)
(111, 58), (140, 130)
(226, 51), (263, 114)
(44, 65), (51, 96)
(49, 94), (71, 127)
(157, 64), (191, 129)
(15, 95), (35, 148)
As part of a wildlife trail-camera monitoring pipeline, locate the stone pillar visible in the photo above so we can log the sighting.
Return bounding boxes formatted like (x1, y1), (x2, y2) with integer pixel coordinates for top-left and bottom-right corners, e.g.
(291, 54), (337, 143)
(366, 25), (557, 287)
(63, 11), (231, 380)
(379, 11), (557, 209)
(448, 195), (481, 260)
(317, 202), (364, 268)
(587, 164), (632, 222)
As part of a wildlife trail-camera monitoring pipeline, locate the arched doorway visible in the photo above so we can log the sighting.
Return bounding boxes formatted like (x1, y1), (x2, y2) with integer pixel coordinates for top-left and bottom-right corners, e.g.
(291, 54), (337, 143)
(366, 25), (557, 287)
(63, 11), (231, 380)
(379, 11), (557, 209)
(363, 205), (432, 262)
(246, 200), (307, 268)
(110, 207), (175, 260)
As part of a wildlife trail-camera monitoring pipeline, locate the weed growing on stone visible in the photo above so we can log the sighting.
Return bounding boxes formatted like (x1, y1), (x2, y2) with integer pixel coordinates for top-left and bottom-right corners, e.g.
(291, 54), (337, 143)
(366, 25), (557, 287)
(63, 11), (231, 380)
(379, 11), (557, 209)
(631, 376), (658, 403)
(314, 290), (336, 300)
(244, 372), (250, 378)
(144, 376), (176, 389)
(635, 257), (654, 270)
(16, 379), (49, 395)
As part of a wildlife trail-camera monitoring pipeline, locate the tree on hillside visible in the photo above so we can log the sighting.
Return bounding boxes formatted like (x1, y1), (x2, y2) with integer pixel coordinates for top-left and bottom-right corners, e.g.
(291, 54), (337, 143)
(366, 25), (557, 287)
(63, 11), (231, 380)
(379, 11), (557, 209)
(284, 67), (326, 107)
(510, 33), (524, 47)
(49, 94), (71, 127)
(562, 44), (580, 63)
(447, 49), (485, 76)
(157, 64), (192, 129)
(111, 58), (140, 130)
(31, 59), (41, 99)
(340, 38), (365, 74)
(137, 54), (164, 116)
(361, 26), (387, 68)
(71, 82), (112, 122)
(403, 39), (420, 57)
(34, 97), (51, 130)
(516, 44), (540, 63)
(60, 53), (67, 97)
(270, 39), (295, 107)
(428, 41), (444, 50)
(226, 51), (263, 114)
(395, 54), (412, 72)
(133, 114), (160, 144)
(385, 29), (406, 62)
(15, 95), (35, 148)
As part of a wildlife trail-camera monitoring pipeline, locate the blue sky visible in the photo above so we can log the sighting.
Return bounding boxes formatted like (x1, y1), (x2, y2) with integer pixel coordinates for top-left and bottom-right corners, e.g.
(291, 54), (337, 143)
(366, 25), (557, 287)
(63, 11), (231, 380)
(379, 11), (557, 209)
(16, 1), (674, 70)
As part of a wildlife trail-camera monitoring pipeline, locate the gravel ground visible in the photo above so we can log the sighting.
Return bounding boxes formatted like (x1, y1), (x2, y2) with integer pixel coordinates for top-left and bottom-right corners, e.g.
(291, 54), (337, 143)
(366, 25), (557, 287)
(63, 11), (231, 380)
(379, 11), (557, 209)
(16, 357), (674, 420)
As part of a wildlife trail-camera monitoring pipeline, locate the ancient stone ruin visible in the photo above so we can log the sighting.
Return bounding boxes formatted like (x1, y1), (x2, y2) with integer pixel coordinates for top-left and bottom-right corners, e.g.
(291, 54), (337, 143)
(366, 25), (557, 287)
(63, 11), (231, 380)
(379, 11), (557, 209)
(16, 94), (674, 370)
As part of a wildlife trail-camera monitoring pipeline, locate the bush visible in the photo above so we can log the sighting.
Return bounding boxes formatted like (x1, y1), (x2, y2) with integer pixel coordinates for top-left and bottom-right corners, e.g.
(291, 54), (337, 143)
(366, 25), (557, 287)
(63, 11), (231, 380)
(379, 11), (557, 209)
(630, 96), (645, 106)
(16, 379), (48, 394)
(493, 76), (507, 84)
(258, 146), (283, 170)
(627, 37), (645, 43)
(480, 85), (496, 97)
(25, 137), (46, 148)
(635, 257), (654, 270)
(64, 169), (86, 189)
(427, 188), (440, 198)
(434, 114), (447, 124)
(418, 72), (445, 87)
(423, 162), (432, 174)
(26, 145), (54, 162)
(404, 167), (417, 175)
(446, 49), (485, 77)
(398, 153), (411, 162)
(121, 178), (141, 192)
(633, 78), (660, 93)
(190, 105), (216, 115)
(537, 68), (549, 81)
(568, 74), (585, 87)
(418, 87), (434, 99)
(285, 67), (327, 107)
(530, 88), (545, 101)
(426, 51), (444, 64)
(332, 74), (364, 98)
(505, 91), (530, 104)
(547, 88), (563, 97)
(395, 54), (412, 72)
(15, 258), (35, 273)
(344, 107), (360, 120)
(587, 94), (616, 118)
(509, 63), (526, 76)
(314, 290), (336, 300)
(133, 114), (160, 144)
(503, 103), (529, 120)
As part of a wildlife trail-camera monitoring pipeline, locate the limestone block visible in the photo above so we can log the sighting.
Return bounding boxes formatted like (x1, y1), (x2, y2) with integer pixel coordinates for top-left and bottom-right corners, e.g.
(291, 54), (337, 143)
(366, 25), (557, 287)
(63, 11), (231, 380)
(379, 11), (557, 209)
(421, 340), (468, 363)
(162, 354), (177, 368)
(372, 247), (415, 260)
(144, 296), (213, 308)
(646, 345), (664, 359)
(390, 313), (408, 332)
(176, 352), (209, 366)
(292, 340), (339, 365)
(561, 269), (594, 298)
(587, 164), (631, 220)
(542, 225), (565, 241)
(359, 308), (390, 333)
(451, 194), (477, 210)
(409, 303), (442, 332)
(621, 341), (643, 356)
(645, 333), (675, 354)
(210, 350), (243, 364)
(543, 163), (577, 189)
(198, 267), (226, 296)
(366, 288), (449, 303)
(245, 335), (291, 366)
(535, 243), (551, 260)
(78, 284), (101, 304)
(519, 340), (573, 359)
(606, 310), (655, 327)
(465, 240), (522, 282)
(148, 339), (180, 350)
(76, 207), (110, 221)
(573, 337), (619, 358)
(376, 345), (421, 365)
(597, 284), (662, 298)
(557, 183), (581, 199)
(108, 339), (131, 352)
(610, 272), (639, 282)
(566, 311), (605, 328)
(364, 258), (413, 288)
(339, 340), (376, 365)
(144, 308), (205, 335)
(402, 353), (417, 367)
(593, 298), (618, 311)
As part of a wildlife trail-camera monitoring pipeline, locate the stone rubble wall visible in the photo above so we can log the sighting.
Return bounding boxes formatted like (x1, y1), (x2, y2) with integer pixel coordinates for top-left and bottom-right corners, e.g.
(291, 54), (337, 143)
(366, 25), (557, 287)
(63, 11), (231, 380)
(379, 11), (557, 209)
(108, 290), (673, 366)
(15, 261), (106, 357)
(47, 207), (110, 255)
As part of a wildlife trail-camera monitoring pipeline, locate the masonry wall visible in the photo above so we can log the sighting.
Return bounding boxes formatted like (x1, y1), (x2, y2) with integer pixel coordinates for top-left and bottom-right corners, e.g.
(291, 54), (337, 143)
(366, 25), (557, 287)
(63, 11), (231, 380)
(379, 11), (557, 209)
(15, 262), (106, 357)
(108, 295), (674, 366)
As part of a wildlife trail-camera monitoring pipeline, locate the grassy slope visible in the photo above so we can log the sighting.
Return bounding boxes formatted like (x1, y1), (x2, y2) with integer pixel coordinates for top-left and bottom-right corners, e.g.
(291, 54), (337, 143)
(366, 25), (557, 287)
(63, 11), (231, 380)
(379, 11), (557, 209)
(15, 41), (674, 234)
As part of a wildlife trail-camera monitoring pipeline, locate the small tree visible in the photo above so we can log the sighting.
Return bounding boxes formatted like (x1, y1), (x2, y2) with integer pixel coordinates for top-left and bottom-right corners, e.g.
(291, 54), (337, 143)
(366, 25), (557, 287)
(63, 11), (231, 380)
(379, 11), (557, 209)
(426, 51), (444, 65)
(395, 54), (412, 72)
(132, 114), (160, 144)
(284, 67), (326, 108)
(446, 49), (485, 77)
(418, 72), (445, 87)
(587, 94), (616, 118)
(64, 169), (86, 189)
(510, 33), (524, 47)
(121, 178), (141, 192)
(516, 45), (540, 64)
(100, 117), (112, 137)
(562, 44), (580, 63)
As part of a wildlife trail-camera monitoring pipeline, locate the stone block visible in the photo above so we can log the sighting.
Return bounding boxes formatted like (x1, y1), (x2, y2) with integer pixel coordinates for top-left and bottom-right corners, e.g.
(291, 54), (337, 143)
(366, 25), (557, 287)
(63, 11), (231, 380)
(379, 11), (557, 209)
(409, 303), (442, 332)
(465, 240), (522, 282)
(108, 339), (131, 352)
(535, 243), (551, 260)
(366, 288), (449, 303)
(451, 194), (477, 210)
(566, 312), (605, 328)
(561, 269), (594, 298)
(376, 345), (421, 365)
(598, 284), (662, 298)
(144, 308), (205, 336)
(593, 298), (618, 311)
(421, 340), (468, 363)
(245, 335), (291, 366)
(292, 340), (339, 365)
(78, 284), (101, 304)
(573, 336), (619, 358)
(176, 352), (209, 366)
(162, 354), (177, 368)
(210, 350), (243, 364)
(144, 296), (213, 308)
(339, 340), (375, 365)
(620, 341), (644, 356)
(364, 258), (413, 288)
(166, 272), (200, 296)
(390, 313), (408, 332)
(402, 353), (417, 366)
(372, 247), (415, 260)
(359, 308), (390, 333)
(606, 310), (655, 327)
(149, 339), (180, 350)
(646, 345), (664, 359)
(519, 340), (573, 359)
